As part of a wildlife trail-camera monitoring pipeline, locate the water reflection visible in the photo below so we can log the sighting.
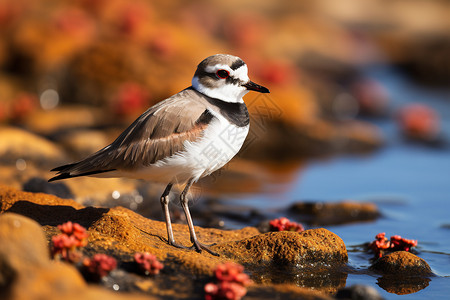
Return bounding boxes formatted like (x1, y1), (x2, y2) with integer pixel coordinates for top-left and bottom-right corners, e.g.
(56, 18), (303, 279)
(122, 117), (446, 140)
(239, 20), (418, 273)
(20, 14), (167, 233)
(377, 275), (431, 295)
(251, 264), (348, 294)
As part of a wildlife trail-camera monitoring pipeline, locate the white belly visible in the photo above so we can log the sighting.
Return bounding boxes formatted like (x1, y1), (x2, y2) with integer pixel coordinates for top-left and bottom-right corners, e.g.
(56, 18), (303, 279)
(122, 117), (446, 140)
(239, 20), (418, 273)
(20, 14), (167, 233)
(110, 116), (249, 184)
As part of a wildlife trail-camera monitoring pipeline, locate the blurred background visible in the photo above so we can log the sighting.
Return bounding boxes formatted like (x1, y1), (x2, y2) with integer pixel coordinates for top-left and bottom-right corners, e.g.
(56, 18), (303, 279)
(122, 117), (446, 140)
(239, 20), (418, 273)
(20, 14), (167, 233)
(1, 0), (450, 298)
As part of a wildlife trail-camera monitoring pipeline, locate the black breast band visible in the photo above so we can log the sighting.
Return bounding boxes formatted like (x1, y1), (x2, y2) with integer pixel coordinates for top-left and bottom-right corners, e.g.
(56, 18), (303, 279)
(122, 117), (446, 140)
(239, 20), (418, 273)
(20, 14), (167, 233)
(204, 97), (249, 127)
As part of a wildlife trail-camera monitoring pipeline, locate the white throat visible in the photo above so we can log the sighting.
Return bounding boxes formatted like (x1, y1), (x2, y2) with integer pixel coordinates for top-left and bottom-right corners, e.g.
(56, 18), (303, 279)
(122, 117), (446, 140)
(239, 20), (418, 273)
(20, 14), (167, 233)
(192, 76), (248, 103)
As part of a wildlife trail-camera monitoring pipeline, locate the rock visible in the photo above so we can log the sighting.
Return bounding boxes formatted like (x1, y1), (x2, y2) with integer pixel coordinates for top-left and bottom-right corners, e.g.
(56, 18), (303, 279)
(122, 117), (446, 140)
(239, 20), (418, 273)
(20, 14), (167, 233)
(0, 213), (152, 300)
(0, 185), (84, 214)
(0, 213), (49, 269)
(395, 37), (450, 86)
(290, 201), (380, 225)
(370, 251), (433, 276)
(246, 284), (334, 300)
(0, 185), (346, 299)
(23, 177), (74, 199)
(218, 229), (347, 266)
(0, 253), (16, 294)
(335, 284), (384, 300)
(0, 126), (67, 167)
(370, 251), (433, 295)
(217, 228), (348, 293)
(0, 185), (83, 212)
(373, 252), (432, 295)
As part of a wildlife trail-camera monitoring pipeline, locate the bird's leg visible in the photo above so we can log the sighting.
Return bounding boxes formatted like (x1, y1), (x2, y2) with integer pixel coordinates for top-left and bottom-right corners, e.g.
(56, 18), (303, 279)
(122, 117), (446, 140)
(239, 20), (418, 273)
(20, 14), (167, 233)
(160, 183), (186, 249)
(180, 180), (219, 256)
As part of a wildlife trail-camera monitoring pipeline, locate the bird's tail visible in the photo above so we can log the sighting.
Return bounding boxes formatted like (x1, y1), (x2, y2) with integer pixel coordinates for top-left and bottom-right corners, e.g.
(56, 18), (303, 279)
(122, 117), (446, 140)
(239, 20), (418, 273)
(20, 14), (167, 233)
(48, 161), (115, 182)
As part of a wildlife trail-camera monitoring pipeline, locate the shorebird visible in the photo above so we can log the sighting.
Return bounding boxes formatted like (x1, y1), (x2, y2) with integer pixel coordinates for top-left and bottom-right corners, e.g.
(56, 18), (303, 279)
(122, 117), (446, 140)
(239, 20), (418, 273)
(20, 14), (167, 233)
(49, 54), (270, 255)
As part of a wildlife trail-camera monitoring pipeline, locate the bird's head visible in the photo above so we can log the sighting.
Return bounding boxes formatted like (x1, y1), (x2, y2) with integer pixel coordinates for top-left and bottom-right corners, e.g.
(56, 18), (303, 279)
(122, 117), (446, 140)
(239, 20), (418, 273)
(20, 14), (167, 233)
(192, 54), (270, 103)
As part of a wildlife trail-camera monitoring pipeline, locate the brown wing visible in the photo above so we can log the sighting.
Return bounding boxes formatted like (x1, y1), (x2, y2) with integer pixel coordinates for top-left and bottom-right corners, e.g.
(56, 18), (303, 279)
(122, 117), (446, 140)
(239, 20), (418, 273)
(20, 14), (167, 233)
(49, 88), (215, 180)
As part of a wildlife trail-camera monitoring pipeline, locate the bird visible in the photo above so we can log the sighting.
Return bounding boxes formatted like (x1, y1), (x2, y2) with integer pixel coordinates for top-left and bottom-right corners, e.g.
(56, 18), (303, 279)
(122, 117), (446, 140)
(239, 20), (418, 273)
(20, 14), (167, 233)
(49, 54), (270, 256)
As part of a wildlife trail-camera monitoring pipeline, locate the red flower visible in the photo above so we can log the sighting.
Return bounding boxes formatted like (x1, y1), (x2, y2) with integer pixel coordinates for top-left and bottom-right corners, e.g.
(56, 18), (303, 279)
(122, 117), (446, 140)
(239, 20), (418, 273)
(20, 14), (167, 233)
(57, 221), (88, 247)
(205, 281), (248, 300)
(214, 262), (250, 286)
(269, 217), (304, 232)
(390, 235), (418, 252)
(134, 252), (164, 275)
(369, 233), (418, 258)
(83, 254), (117, 279)
(205, 262), (251, 300)
(52, 233), (77, 250)
(369, 232), (390, 258)
(52, 222), (89, 261)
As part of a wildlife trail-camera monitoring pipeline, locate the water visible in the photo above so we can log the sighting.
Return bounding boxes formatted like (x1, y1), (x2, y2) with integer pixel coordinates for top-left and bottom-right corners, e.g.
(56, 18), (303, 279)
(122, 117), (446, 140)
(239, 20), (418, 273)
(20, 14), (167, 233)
(296, 145), (450, 298)
(215, 67), (450, 298)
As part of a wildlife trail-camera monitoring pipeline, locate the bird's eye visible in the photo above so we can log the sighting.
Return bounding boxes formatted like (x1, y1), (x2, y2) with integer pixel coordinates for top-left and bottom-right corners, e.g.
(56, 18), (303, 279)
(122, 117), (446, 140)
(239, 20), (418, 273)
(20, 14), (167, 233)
(216, 69), (230, 79)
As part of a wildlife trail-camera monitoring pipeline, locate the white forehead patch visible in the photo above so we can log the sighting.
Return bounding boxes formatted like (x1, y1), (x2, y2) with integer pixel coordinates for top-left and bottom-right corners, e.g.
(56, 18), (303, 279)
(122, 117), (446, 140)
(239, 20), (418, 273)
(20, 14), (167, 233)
(205, 64), (249, 83)
(233, 65), (249, 82)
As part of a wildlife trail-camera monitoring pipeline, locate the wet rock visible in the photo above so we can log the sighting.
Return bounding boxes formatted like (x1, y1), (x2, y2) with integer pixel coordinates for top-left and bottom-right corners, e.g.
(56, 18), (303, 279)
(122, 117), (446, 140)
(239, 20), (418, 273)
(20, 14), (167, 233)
(373, 252), (432, 295)
(370, 251), (433, 276)
(369, 252), (432, 296)
(217, 229), (348, 294)
(0, 212), (152, 300)
(335, 284), (384, 300)
(218, 228), (347, 266)
(0, 126), (67, 167)
(290, 201), (380, 226)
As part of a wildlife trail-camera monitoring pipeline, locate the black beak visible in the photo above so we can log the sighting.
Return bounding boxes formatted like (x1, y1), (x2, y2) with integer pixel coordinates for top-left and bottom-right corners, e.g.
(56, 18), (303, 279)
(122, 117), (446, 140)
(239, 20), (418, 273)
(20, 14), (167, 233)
(244, 81), (270, 93)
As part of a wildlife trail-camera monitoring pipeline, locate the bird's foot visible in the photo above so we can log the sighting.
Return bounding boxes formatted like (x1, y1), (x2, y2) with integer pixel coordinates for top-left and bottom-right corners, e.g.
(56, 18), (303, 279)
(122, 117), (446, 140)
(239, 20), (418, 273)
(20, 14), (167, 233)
(189, 240), (219, 256)
(167, 238), (219, 256)
(168, 240), (189, 249)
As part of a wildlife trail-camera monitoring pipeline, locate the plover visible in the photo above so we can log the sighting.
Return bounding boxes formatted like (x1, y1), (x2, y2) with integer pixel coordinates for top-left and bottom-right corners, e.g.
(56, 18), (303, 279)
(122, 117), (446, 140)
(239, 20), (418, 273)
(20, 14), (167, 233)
(49, 54), (269, 255)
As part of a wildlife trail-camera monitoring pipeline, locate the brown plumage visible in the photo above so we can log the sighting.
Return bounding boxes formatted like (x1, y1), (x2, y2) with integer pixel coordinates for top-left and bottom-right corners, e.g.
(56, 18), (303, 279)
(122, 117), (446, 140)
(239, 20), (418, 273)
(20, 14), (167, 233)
(49, 88), (215, 180)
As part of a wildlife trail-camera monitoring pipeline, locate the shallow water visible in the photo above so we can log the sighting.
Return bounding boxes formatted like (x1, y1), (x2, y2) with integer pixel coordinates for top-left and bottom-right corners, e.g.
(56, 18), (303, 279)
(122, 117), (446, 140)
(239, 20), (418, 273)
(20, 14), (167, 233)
(210, 67), (450, 298)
